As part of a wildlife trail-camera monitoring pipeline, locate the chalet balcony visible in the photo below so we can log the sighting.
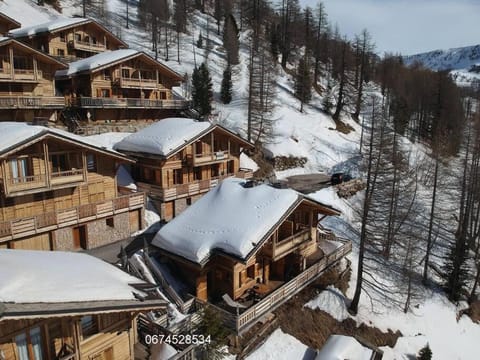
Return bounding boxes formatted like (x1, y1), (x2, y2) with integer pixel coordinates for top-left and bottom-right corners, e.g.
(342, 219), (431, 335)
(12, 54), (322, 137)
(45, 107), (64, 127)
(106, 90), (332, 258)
(115, 77), (159, 90)
(0, 96), (65, 109)
(186, 151), (230, 166)
(50, 168), (85, 186)
(137, 168), (254, 201)
(7, 174), (48, 192)
(0, 192), (145, 242)
(76, 97), (191, 110)
(199, 238), (352, 334)
(263, 227), (312, 260)
(0, 68), (43, 82)
(68, 39), (106, 53)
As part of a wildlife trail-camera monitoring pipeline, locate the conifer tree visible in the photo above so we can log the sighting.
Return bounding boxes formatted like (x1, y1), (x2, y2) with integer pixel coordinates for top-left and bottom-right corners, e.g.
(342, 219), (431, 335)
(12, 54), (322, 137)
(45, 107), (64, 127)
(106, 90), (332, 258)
(220, 66), (232, 104)
(294, 58), (312, 112)
(192, 63), (213, 118)
(418, 344), (432, 360)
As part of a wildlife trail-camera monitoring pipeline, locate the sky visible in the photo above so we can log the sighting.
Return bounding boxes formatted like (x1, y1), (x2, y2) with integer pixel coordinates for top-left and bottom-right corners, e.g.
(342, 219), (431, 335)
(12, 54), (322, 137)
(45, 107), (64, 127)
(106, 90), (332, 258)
(297, 0), (480, 55)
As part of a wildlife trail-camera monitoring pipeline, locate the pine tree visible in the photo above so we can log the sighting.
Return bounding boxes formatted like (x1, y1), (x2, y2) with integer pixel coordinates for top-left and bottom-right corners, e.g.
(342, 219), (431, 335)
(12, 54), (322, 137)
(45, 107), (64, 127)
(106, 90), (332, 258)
(192, 63), (213, 118)
(223, 14), (239, 65)
(220, 66), (232, 104)
(196, 33), (203, 48)
(294, 58), (312, 112)
(443, 230), (470, 302)
(417, 344), (432, 360)
(194, 305), (231, 360)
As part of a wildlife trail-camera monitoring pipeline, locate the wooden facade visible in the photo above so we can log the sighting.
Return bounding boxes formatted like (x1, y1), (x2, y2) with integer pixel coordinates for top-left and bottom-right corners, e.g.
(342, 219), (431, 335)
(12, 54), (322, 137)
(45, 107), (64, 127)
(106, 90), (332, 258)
(0, 127), (145, 251)
(0, 39), (67, 122)
(0, 312), (138, 360)
(0, 12), (20, 35)
(55, 51), (188, 125)
(161, 200), (338, 303)
(127, 126), (254, 220)
(10, 18), (127, 63)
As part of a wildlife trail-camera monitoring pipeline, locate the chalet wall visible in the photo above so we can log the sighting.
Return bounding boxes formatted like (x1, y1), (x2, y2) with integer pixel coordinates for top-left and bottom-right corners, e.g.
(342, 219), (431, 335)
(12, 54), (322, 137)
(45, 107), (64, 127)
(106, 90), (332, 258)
(87, 211), (130, 248)
(0, 312), (135, 360)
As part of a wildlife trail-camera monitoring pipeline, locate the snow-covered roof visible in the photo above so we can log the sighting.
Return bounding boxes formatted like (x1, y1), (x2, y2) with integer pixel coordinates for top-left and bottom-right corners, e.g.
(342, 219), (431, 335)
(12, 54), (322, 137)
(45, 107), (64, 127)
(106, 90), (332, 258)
(0, 249), (145, 303)
(153, 178), (338, 264)
(316, 335), (373, 360)
(114, 118), (214, 157)
(0, 122), (130, 161)
(9, 17), (88, 37)
(0, 11), (21, 27)
(56, 49), (138, 77)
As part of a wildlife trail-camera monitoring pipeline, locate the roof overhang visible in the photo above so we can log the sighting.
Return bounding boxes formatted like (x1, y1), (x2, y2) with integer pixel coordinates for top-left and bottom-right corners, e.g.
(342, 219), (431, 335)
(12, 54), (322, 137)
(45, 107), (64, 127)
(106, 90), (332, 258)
(0, 38), (67, 68)
(0, 130), (134, 163)
(0, 298), (167, 321)
(0, 12), (21, 29)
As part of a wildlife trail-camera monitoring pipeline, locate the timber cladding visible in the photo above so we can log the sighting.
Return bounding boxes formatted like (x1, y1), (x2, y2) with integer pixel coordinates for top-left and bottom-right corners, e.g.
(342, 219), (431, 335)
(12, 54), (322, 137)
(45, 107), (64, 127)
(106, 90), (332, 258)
(0, 312), (136, 360)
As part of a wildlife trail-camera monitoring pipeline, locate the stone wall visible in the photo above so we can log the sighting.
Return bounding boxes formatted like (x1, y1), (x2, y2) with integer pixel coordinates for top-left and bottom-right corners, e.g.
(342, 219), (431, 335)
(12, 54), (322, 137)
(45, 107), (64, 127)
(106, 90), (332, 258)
(54, 227), (74, 251)
(87, 212), (130, 249)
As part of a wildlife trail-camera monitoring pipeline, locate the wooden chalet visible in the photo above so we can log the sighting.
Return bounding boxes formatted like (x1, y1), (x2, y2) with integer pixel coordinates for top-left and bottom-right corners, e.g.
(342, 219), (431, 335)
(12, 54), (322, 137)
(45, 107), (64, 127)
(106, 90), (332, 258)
(9, 17), (127, 62)
(114, 118), (254, 220)
(0, 122), (145, 251)
(0, 38), (67, 123)
(0, 249), (167, 360)
(150, 178), (352, 334)
(55, 50), (189, 130)
(0, 12), (20, 35)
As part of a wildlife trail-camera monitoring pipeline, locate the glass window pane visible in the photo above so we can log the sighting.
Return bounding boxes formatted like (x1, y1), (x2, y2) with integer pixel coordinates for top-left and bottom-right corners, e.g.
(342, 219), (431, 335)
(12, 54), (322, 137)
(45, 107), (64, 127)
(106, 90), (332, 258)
(30, 327), (43, 360)
(14, 332), (29, 360)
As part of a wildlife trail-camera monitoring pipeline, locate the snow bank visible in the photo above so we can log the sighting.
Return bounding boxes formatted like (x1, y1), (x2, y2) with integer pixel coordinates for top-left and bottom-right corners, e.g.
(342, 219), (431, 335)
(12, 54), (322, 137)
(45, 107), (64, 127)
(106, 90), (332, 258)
(380, 335), (428, 360)
(0, 0), (57, 28)
(316, 335), (372, 360)
(153, 178), (300, 263)
(0, 249), (144, 303)
(114, 118), (212, 157)
(117, 164), (137, 190)
(246, 328), (316, 360)
(240, 152), (259, 172)
(305, 286), (349, 322)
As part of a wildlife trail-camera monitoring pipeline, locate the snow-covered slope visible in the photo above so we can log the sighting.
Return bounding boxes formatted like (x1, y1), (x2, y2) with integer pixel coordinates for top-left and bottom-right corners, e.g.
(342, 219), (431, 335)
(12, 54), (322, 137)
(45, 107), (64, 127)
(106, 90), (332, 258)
(404, 44), (480, 86)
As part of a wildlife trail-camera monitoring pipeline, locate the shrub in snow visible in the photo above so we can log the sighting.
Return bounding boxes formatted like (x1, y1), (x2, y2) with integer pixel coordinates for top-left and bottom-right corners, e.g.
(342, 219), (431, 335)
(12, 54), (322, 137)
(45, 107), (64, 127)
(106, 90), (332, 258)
(417, 343), (432, 360)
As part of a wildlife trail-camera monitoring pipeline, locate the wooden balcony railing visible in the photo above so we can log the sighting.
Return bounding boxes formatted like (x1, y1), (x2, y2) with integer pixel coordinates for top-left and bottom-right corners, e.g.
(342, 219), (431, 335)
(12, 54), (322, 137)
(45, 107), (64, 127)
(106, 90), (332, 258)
(263, 227), (311, 260)
(76, 97), (191, 110)
(51, 169), (85, 185)
(0, 192), (145, 241)
(116, 77), (158, 89)
(137, 169), (254, 201)
(196, 239), (352, 334)
(187, 150), (230, 166)
(69, 39), (106, 52)
(9, 174), (47, 192)
(0, 96), (65, 109)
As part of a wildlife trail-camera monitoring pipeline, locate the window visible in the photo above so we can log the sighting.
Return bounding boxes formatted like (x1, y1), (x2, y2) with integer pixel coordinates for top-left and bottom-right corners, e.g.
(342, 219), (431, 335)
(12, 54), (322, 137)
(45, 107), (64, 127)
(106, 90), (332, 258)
(59, 32), (66, 42)
(106, 217), (114, 228)
(173, 169), (183, 185)
(50, 153), (68, 173)
(122, 68), (129, 78)
(193, 167), (202, 181)
(80, 315), (98, 338)
(91, 36), (97, 45)
(103, 69), (111, 80)
(101, 89), (110, 97)
(87, 153), (96, 172)
(13, 56), (31, 70)
(75, 33), (81, 42)
(15, 326), (44, 360)
(57, 49), (65, 56)
(10, 157), (32, 183)
(186, 197), (192, 206)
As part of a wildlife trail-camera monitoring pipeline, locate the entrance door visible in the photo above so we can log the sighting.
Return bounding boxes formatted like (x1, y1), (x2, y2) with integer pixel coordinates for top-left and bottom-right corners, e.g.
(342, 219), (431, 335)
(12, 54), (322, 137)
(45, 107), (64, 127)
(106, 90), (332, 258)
(73, 225), (87, 250)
